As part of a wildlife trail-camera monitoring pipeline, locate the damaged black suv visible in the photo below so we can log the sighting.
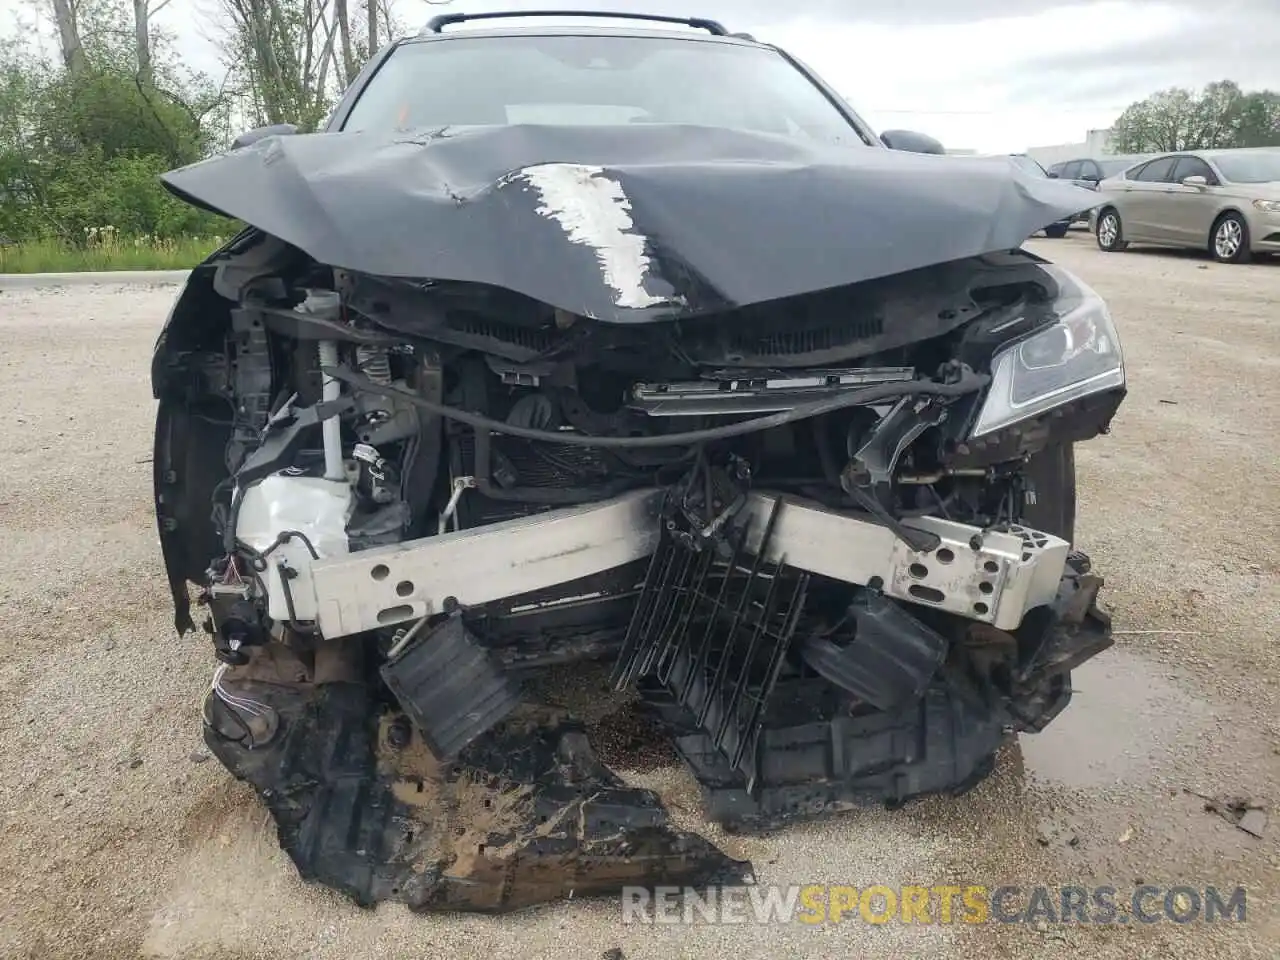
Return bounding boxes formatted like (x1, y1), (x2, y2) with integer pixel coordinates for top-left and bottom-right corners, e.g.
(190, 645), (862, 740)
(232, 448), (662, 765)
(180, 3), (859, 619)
(152, 10), (1125, 913)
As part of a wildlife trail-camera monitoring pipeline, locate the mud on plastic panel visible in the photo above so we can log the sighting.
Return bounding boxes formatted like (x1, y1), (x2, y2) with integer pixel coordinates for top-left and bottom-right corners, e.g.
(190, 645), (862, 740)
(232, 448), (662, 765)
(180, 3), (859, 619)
(203, 682), (752, 911)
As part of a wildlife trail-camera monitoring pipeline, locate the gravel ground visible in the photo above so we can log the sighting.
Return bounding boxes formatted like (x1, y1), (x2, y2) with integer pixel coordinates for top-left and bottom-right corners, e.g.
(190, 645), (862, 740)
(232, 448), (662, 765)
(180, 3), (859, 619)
(0, 234), (1277, 959)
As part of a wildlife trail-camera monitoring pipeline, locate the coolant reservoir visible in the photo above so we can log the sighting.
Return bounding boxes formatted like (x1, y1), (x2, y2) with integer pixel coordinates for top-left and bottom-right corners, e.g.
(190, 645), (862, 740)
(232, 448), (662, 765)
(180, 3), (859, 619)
(235, 473), (354, 624)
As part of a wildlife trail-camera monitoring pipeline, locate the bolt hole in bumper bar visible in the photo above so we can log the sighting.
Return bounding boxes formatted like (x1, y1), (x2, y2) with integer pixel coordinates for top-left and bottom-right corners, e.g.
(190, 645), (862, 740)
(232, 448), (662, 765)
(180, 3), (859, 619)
(305, 489), (1069, 639)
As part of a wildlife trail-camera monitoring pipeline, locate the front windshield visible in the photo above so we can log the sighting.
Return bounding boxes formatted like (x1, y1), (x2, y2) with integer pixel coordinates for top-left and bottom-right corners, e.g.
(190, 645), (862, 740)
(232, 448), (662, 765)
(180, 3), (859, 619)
(1209, 151), (1280, 183)
(342, 34), (868, 146)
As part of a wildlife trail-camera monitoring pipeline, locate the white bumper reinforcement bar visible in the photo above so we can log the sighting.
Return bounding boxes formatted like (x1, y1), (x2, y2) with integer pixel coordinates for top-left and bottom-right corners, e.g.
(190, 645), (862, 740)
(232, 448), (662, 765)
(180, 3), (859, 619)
(306, 488), (1069, 639)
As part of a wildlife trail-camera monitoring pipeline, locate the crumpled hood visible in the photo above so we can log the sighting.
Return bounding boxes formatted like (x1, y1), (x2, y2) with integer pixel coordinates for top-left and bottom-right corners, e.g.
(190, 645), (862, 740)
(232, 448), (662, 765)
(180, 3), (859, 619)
(162, 123), (1098, 322)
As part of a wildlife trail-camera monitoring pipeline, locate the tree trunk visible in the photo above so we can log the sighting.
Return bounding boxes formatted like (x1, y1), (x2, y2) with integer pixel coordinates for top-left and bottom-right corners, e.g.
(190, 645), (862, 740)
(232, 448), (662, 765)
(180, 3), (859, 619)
(315, 11), (339, 106)
(250, 0), (290, 124)
(335, 0), (356, 87)
(49, 0), (87, 78)
(366, 0), (377, 57)
(133, 0), (153, 86)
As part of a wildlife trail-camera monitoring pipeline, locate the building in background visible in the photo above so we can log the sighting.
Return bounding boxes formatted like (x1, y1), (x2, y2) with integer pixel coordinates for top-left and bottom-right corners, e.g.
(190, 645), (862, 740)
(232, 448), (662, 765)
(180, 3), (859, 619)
(1024, 127), (1115, 166)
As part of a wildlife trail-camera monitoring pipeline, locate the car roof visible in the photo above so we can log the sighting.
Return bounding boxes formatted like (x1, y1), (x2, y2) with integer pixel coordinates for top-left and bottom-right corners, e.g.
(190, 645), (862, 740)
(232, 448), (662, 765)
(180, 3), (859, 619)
(1135, 146), (1280, 161)
(1061, 154), (1150, 163)
(1199, 146), (1280, 160)
(403, 25), (769, 49)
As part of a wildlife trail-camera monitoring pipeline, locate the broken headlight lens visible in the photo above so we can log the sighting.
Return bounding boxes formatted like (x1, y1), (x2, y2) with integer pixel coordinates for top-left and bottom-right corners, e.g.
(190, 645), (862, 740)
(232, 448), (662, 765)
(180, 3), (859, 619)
(971, 265), (1124, 437)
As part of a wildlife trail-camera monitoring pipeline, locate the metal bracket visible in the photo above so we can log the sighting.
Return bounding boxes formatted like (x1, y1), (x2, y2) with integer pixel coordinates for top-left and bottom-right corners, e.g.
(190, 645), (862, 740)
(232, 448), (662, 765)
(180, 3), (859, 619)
(845, 396), (949, 492)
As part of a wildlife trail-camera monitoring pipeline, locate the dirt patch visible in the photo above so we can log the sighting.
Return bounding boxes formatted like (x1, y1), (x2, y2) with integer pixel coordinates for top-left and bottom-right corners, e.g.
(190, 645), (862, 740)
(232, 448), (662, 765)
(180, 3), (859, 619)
(587, 701), (680, 773)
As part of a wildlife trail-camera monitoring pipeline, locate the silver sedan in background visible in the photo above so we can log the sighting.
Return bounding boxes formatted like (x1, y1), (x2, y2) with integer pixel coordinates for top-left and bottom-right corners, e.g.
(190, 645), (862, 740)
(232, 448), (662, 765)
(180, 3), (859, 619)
(1090, 148), (1280, 263)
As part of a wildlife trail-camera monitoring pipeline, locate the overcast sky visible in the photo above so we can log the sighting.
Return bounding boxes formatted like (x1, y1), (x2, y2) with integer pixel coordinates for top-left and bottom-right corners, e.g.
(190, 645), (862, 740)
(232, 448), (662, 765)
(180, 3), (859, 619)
(4, 0), (1278, 152)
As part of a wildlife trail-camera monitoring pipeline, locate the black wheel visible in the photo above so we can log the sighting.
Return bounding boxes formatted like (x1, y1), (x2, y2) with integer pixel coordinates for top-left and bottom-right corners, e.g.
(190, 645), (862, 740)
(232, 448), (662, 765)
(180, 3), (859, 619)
(1020, 442), (1076, 545)
(1095, 208), (1127, 252)
(1210, 211), (1251, 263)
(1044, 223), (1069, 239)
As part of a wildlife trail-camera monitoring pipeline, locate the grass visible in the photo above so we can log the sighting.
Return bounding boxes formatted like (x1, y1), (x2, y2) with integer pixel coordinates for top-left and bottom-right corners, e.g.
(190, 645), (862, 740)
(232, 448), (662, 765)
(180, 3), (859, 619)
(0, 234), (225, 273)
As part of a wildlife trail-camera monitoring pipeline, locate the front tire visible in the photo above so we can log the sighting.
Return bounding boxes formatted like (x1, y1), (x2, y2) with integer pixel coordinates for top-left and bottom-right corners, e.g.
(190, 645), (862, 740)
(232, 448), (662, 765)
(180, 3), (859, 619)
(1095, 208), (1128, 252)
(1211, 212), (1251, 263)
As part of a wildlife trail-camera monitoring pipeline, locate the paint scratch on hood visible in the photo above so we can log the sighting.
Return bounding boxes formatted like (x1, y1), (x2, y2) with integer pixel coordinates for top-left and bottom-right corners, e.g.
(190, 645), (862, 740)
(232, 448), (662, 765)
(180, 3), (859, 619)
(517, 163), (667, 310)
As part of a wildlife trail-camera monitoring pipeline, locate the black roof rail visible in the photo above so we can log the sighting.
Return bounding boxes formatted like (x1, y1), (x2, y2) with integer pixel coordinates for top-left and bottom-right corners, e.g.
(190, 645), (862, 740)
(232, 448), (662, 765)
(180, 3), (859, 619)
(422, 10), (730, 36)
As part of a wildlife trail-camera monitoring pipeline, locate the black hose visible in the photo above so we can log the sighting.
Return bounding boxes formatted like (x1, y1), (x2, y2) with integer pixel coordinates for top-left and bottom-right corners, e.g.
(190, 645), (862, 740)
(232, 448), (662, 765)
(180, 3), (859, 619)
(275, 561), (317, 635)
(323, 366), (990, 450)
(239, 529), (321, 571)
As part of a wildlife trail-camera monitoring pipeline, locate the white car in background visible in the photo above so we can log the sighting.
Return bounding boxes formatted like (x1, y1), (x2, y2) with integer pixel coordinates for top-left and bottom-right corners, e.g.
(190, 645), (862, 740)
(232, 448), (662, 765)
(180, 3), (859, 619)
(1090, 148), (1280, 263)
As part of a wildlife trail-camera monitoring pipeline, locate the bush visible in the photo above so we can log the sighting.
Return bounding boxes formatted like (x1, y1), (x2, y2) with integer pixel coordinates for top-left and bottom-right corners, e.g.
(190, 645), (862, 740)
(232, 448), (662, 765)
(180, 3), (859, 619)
(0, 58), (234, 245)
(33, 150), (233, 241)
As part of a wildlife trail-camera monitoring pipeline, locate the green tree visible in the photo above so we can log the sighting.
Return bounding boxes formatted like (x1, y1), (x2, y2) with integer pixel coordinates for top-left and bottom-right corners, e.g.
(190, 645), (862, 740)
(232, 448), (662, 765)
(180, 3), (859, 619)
(1111, 81), (1280, 152)
(0, 0), (233, 241)
(1235, 91), (1280, 148)
(1, 0), (413, 247)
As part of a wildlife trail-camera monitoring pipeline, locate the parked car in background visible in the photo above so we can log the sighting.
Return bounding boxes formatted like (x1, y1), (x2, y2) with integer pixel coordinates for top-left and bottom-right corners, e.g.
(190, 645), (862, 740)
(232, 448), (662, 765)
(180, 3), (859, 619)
(1091, 148), (1280, 263)
(1008, 153), (1073, 237)
(1047, 155), (1155, 224)
(1048, 155), (1156, 189)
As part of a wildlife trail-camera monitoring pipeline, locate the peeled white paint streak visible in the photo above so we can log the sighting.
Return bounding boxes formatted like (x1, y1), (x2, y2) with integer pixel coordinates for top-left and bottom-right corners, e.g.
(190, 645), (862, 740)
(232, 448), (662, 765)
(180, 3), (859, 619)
(518, 163), (666, 310)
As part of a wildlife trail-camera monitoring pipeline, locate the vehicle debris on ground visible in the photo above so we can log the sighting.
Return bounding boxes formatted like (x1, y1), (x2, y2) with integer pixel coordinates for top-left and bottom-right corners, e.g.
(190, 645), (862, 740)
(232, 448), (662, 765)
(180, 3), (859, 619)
(1187, 790), (1269, 838)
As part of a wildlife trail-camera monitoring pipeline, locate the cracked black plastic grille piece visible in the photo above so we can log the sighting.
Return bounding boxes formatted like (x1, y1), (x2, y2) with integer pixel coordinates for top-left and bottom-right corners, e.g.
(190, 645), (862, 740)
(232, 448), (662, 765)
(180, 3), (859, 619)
(612, 496), (810, 795)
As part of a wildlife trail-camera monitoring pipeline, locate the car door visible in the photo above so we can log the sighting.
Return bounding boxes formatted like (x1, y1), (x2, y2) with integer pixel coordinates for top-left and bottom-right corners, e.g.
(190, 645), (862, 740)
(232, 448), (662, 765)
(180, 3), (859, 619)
(1157, 156), (1223, 244)
(1076, 160), (1103, 189)
(1123, 156), (1179, 241)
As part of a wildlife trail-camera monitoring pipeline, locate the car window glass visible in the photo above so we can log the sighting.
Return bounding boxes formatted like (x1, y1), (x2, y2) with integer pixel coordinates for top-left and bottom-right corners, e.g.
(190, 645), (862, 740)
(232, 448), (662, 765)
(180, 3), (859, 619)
(1134, 157), (1176, 182)
(1206, 151), (1280, 183)
(1172, 157), (1215, 183)
(1080, 161), (1101, 179)
(343, 35), (865, 146)
(1100, 158), (1137, 177)
(1060, 161), (1081, 179)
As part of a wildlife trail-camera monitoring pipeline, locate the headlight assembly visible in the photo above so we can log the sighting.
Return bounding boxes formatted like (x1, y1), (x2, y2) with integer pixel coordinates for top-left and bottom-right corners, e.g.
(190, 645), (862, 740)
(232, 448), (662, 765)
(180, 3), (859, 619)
(1253, 199), (1280, 214)
(971, 265), (1125, 438)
